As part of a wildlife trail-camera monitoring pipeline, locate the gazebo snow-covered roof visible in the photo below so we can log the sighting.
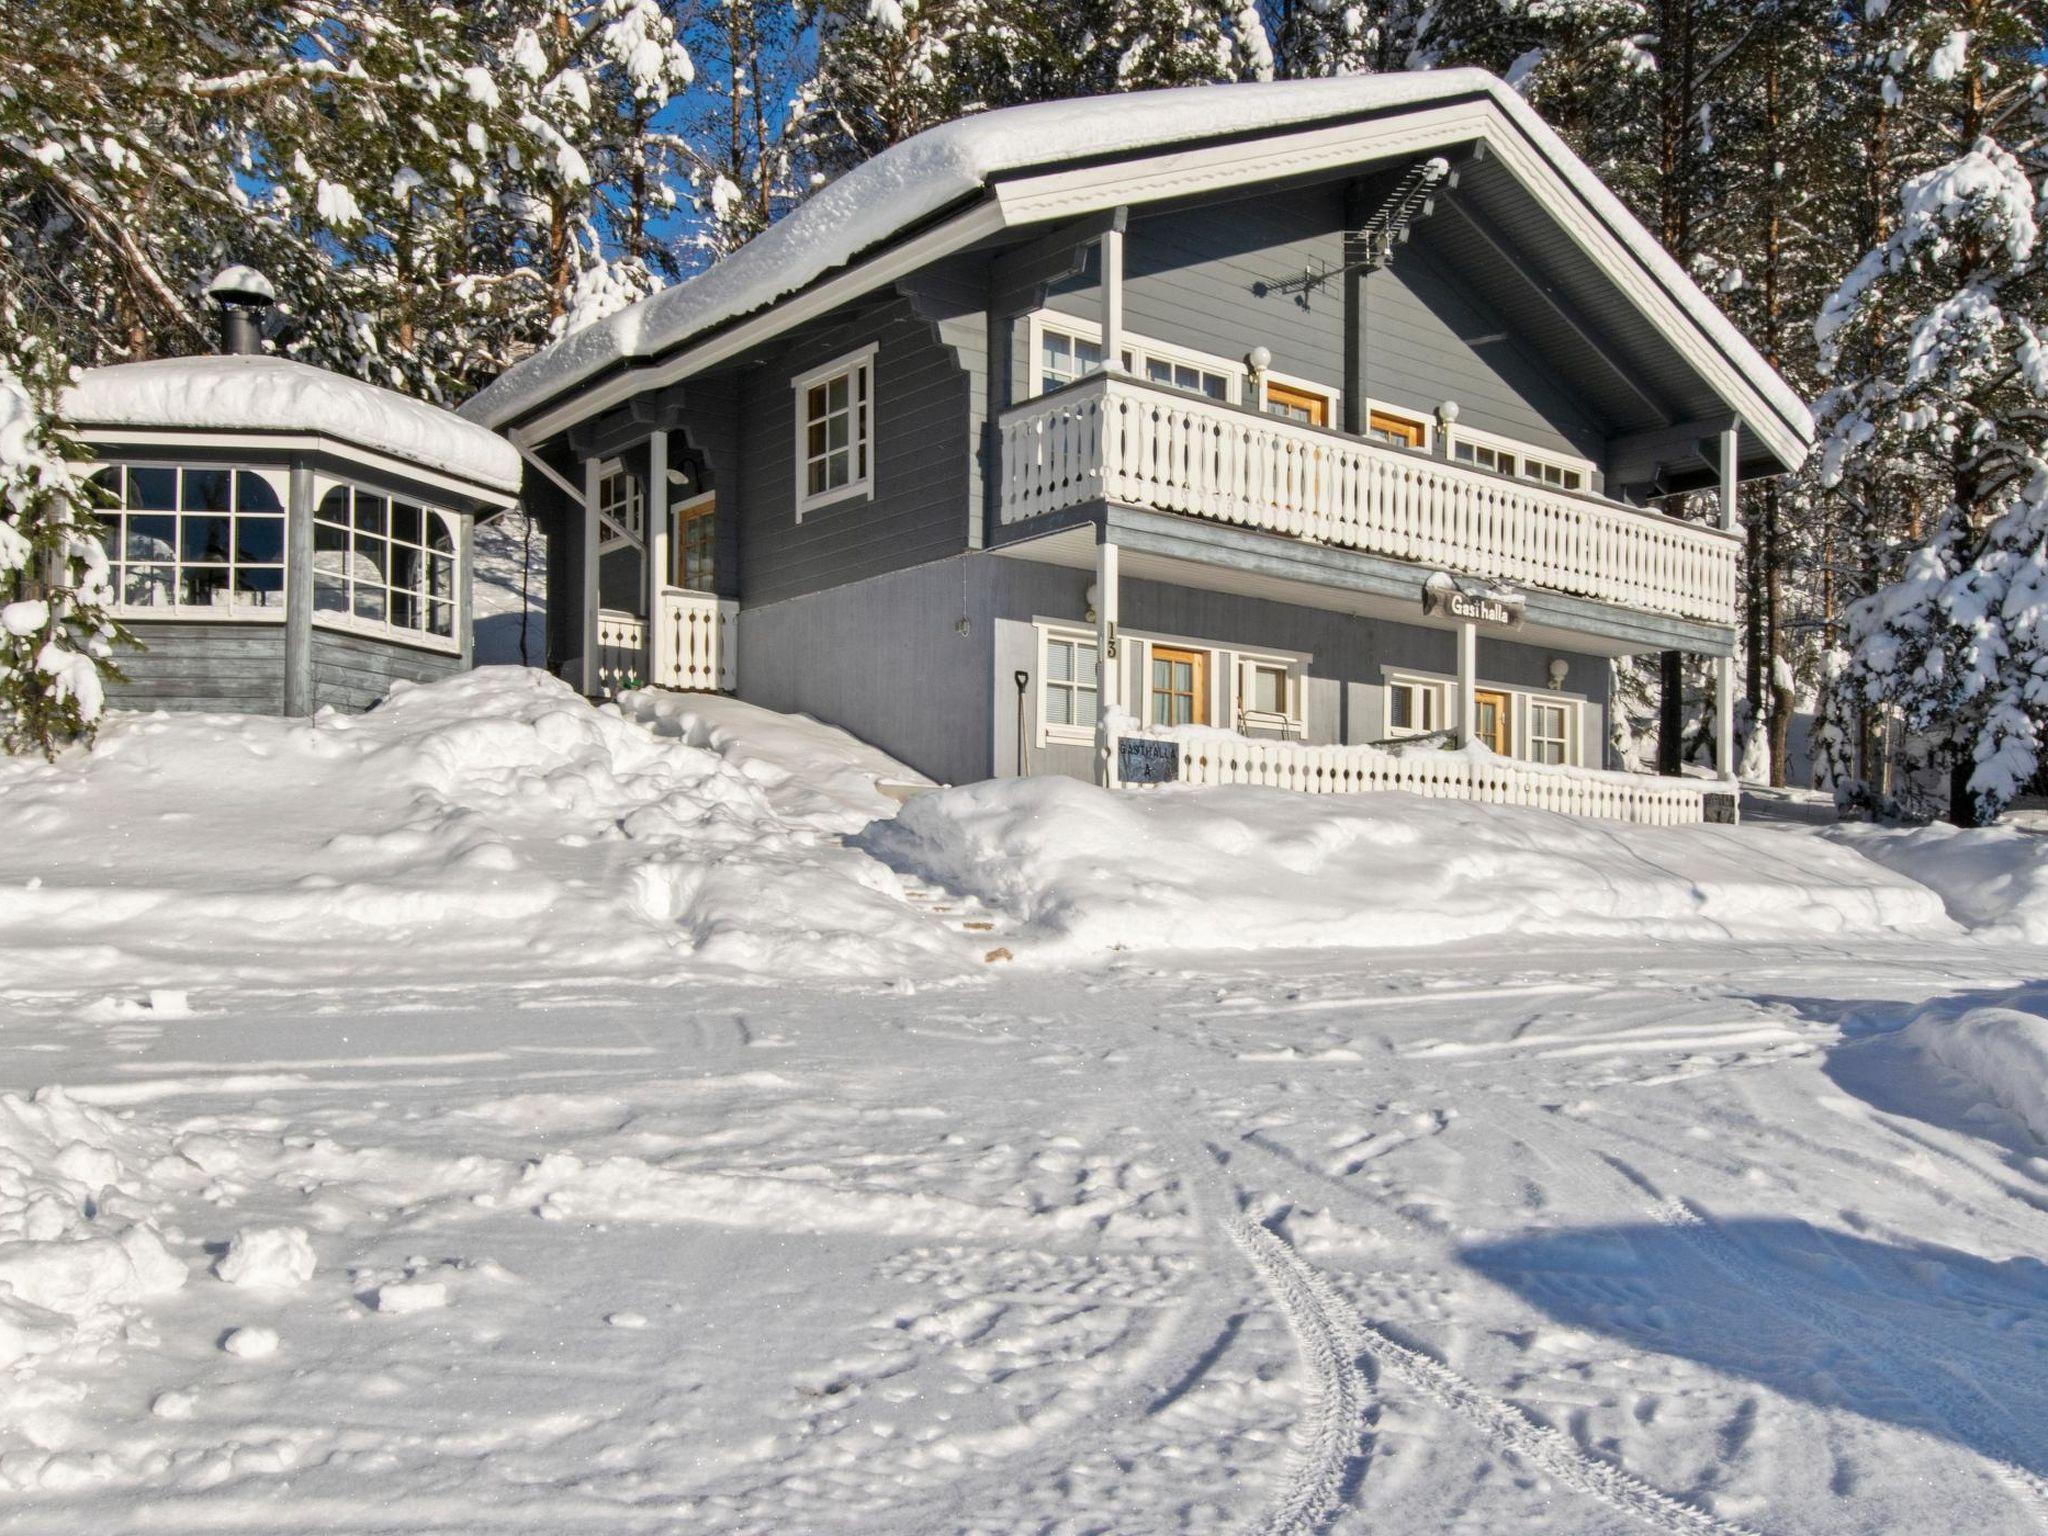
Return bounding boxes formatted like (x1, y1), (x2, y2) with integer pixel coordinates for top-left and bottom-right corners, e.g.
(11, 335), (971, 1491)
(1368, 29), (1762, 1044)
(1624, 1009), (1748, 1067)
(66, 354), (521, 500)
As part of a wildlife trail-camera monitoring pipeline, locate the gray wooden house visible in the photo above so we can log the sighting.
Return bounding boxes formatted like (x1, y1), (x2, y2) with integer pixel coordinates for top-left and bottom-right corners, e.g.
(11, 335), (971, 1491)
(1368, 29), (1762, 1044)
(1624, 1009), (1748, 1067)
(66, 269), (522, 716)
(463, 71), (1812, 823)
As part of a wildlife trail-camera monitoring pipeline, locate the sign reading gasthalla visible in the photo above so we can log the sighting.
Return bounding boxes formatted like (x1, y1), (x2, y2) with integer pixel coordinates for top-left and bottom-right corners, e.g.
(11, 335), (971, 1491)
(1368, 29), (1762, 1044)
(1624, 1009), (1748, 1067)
(1117, 737), (1182, 785)
(1422, 574), (1526, 630)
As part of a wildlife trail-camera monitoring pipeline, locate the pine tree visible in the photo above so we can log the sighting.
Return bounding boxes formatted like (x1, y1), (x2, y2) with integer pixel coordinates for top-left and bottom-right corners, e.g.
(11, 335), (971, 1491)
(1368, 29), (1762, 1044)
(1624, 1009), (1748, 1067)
(1816, 9), (2048, 824)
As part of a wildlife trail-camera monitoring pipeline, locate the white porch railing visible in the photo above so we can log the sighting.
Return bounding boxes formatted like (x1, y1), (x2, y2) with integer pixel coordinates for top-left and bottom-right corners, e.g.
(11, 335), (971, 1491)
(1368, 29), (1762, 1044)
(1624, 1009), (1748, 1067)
(595, 609), (648, 698)
(653, 587), (739, 692)
(999, 375), (1740, 628)
(1120, 729), (1724, 826)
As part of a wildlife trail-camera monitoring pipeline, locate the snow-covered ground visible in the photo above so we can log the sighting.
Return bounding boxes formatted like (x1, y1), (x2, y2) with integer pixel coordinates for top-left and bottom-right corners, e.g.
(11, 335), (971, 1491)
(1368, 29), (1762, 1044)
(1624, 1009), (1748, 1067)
(2, 673), (2045, 1534)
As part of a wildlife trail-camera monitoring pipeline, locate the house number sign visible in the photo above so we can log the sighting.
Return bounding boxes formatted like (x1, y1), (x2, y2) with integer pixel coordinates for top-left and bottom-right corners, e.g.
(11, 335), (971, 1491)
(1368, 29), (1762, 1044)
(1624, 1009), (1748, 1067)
(1118, 737), (1181, 785)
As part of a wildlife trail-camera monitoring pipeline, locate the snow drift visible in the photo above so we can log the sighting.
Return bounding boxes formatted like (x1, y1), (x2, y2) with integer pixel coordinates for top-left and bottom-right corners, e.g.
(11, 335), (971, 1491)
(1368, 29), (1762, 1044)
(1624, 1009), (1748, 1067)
(1825, 821), (2048, 944)
(1904, 1003), (2048, 1145)
(0, 669), (960, 993)
(862, 776), (1958, 958)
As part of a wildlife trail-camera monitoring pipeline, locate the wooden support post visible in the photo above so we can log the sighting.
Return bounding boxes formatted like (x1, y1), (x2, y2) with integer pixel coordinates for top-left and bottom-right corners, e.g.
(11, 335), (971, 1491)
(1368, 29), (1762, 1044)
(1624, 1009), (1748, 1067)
(283, 458), (314, 716)
(581, 455), (601, 697)
(1456, 620), (1478, 749)
(1718, 424), (1739, 780)
(646, 429), (668, 688)
(1095, 535), (1120, 787)
(1100, 224), (1125, 374)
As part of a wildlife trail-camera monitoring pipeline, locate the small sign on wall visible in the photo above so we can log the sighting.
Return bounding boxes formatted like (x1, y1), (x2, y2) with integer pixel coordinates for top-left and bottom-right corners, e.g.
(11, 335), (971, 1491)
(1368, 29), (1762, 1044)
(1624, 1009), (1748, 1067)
(1118, 737), (1181, 785)
(1702, 791), (1739, 824)
(1423, 572), (1526, 630)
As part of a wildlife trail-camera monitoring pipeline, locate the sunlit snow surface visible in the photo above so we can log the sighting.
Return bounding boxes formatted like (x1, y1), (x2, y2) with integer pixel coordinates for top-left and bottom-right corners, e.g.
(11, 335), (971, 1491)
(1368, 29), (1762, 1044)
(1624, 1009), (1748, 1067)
(1, 673), (2045, 1534)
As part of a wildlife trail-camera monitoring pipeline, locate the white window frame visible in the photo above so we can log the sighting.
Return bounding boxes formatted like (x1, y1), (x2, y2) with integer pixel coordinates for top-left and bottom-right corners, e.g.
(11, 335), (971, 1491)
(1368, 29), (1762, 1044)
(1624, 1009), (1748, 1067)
(310, 476), (463, 655)
(1233, 649), (1308, 737)
(594, 456), (646, 554)
(1381, 667), (1585, 765)
(793, 343), (878, 520)
(93, 461), (291, 623)
(1255, 370), (1341, 427)
(1035, 624), (1102, 746)
(1446, 421), (1594, 494)
(1383, 672), (1450, 739)
(1027, 312), (1245, 405)
(1362, 398), (1434, 452)
(1524, 694), (1578, 766)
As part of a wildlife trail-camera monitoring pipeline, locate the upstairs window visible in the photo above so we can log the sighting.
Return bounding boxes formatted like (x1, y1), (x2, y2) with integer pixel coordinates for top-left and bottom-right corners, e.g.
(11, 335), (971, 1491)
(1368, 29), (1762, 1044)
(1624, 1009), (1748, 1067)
(1453, 440), (1516, 476)
(1522, 455), (1586, 492)
(92, 464), (287, 616)
(1039, 328), (1104, 393)
(1142, 354), (1230, 402)
(1365, 407), (1429, 449)
(794, 345), (876, 518)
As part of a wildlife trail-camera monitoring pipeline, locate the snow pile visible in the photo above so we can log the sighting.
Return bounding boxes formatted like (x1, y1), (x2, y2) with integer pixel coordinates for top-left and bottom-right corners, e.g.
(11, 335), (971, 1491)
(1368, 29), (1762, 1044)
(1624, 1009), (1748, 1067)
(0, 1089), (183, 1374)
(0, 669), (960, 992)
(1904, 1003), (2048, 1145)
(862, 776), (1956, 959)
(64, 356), (521, 493)
(214, 1226), (315, 1292)
(1826, 822), (2048, 942)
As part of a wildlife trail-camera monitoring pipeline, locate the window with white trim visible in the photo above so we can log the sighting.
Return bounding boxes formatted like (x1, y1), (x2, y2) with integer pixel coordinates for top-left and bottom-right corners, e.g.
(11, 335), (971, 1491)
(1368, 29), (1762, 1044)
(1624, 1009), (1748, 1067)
(1528, 699), (1575, 765)
(313, 483), (460, 646)
(597, 461), (644, 549)
(1031, 315), (1242, 404)
(91, 463), (287, 617)
(1039, 628), (1099, 742)
(1363, 404), (1431, 450)
(1522, 455), (1586, 492)
(1452, 440), (1516, 476)
(1386, 676), (1447, 738)
(1235, 653), (1304, 736)
(794, 346), (875, 517)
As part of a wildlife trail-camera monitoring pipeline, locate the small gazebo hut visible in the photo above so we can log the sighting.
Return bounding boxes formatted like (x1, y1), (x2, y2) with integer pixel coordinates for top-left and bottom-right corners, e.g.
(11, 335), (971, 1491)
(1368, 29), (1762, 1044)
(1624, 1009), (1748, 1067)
(62, 268), (522, 715)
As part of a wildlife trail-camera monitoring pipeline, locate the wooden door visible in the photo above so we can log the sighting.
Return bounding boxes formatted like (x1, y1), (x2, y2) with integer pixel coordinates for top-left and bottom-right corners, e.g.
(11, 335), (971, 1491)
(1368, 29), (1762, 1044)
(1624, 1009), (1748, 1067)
(1150, 646), (1208, 727)
(1474, 688), (1512, 755)
(672, 493), (715, 592)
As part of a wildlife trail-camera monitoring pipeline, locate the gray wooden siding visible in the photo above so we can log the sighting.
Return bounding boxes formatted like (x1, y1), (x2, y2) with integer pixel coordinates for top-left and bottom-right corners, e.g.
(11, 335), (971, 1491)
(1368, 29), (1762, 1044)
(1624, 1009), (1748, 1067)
(736, 295), (972, 608)
(735, 551), (1609, 786)
(1039, 184), (1608, 482)
(107, 622), (286, 715)
(979, 555), (1611, 782)
(736, 555), (996, 785)
(311, 629), (462, 713)
(898, 255), (994, 549)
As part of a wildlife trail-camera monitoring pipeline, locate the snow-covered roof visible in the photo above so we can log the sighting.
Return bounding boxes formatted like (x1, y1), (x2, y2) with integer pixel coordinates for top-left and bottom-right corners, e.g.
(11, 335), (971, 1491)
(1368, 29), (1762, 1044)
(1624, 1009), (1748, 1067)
(459, 70), (1814, 464)
(66, 355), (522, 496)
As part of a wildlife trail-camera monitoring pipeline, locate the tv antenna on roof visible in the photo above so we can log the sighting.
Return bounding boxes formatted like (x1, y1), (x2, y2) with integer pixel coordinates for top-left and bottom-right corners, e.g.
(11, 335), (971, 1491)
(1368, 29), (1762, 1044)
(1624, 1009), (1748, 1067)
(1260, 155), (1458, 308)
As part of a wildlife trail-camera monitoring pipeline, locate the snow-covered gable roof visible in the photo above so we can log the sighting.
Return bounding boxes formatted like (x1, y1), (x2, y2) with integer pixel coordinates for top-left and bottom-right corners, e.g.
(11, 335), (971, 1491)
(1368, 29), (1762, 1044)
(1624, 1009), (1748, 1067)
(67, 355), (522, 497)
(461, 71), (1813, 470)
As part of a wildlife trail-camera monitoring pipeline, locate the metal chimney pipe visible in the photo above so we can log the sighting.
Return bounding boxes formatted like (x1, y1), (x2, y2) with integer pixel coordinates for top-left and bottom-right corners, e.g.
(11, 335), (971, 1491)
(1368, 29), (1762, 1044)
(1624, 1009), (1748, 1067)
(205, 265), (277, 356)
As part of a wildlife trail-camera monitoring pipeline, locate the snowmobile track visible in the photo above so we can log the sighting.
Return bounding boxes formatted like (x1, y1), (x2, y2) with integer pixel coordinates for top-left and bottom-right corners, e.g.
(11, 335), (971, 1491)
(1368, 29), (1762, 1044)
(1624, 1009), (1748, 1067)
(1205, 1137), (1762, 1536)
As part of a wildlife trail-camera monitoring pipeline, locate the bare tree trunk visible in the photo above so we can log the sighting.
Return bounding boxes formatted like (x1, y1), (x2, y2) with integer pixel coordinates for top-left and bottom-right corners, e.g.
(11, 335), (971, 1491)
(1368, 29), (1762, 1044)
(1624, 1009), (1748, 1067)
(1655, 0), (1696, 776)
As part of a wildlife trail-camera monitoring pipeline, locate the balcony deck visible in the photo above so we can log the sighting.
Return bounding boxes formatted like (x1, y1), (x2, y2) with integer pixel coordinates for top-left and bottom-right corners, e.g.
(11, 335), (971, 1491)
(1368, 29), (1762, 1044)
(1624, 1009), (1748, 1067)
(997, 374), (1739, 632)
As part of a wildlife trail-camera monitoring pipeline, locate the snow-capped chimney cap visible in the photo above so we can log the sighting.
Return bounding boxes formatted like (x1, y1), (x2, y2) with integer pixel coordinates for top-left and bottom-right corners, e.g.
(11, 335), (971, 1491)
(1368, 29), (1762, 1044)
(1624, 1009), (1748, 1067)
(208, 266), (276, 308)
(207, 266), (275, 356)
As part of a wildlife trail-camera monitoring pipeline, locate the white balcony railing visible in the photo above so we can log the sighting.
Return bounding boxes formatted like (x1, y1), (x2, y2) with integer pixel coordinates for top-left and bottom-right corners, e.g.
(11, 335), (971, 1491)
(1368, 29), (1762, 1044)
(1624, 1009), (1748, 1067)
(998, 375), (1740, 628)
(1120, 729), (1725, 826)
(653, 587), (739, 692)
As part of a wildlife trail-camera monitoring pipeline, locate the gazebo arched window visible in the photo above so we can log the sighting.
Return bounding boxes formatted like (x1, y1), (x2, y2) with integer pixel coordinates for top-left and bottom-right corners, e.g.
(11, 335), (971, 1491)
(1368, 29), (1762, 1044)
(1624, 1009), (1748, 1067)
(313, 482), (459, 646)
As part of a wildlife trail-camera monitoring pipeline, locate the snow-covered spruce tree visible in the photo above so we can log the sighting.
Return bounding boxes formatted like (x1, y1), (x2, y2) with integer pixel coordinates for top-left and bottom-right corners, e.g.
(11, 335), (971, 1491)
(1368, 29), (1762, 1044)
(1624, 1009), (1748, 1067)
(0, 312), (120, 757)
(1814, 10), (2048, 826)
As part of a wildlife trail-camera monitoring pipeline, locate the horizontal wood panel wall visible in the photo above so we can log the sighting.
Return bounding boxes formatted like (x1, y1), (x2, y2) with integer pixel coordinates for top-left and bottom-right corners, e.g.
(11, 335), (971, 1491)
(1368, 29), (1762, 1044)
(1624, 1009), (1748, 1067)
(1042, 182), (1609, 487)
(310, 629), (462, 713)
(736, 295), (973, 607)
(106, 622), (286, 714)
